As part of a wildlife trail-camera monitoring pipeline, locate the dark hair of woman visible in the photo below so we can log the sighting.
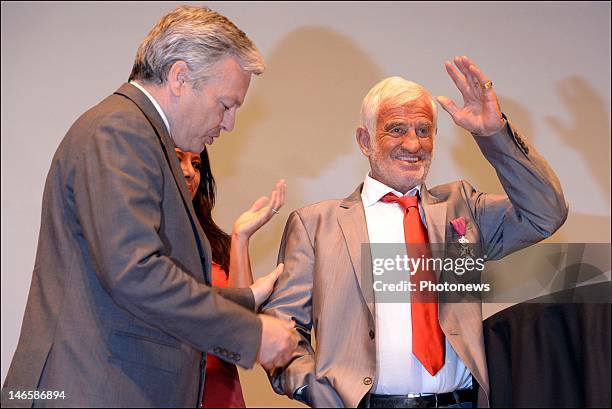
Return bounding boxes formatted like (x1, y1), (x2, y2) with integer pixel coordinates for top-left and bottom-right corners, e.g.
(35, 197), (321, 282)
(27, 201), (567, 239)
(192, 148), (231, 276)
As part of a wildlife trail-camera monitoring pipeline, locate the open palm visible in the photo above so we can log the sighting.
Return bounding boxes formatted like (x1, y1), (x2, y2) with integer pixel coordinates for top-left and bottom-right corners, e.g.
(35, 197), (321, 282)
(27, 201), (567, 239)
(232, 180), (285, 240)
(437, 56), (505, 136)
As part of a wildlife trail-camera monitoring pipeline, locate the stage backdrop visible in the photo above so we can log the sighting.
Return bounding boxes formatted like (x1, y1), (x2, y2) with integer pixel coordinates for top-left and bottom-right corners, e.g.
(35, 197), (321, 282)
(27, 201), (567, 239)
(2, 2), (610, 407)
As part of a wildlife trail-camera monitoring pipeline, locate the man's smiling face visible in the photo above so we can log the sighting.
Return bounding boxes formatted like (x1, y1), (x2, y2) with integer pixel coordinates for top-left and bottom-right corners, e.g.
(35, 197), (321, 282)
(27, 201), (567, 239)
(363, 95), (435, 193)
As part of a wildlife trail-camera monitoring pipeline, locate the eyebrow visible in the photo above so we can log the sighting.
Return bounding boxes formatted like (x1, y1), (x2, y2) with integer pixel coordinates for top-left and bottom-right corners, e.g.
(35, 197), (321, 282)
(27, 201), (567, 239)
(226, 97), (242, 108)
(384, 121), (407, 130)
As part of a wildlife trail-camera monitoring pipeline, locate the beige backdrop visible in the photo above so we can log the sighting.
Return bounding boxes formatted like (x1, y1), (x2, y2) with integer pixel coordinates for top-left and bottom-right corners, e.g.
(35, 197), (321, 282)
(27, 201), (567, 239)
(1, 1), (610, 407)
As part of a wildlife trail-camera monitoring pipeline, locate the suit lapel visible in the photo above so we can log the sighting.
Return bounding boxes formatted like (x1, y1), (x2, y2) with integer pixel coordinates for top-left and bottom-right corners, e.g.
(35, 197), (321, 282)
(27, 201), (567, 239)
(114, 83), (212, 283)
(420, 184), (448, 271)
(420, 184), (448, 245)
(338, 184), (375, 319)
(421, 185), (469, 361)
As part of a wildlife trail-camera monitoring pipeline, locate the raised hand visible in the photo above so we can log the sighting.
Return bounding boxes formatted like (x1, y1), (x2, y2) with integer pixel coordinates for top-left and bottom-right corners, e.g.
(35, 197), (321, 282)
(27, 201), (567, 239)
(437, 56), (505, 136)
(232, 180), (285, 241)
(228, 180), (286, 288)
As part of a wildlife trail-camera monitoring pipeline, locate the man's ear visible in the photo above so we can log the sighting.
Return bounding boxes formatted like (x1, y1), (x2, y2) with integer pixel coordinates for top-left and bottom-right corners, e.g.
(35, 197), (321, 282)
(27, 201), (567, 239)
(167, 60), (189, 97)
(356, 127), (372, 157)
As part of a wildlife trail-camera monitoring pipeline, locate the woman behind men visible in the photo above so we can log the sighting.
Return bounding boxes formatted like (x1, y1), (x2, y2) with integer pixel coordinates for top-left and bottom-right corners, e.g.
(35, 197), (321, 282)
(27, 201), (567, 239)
(176, 147), (285, 408)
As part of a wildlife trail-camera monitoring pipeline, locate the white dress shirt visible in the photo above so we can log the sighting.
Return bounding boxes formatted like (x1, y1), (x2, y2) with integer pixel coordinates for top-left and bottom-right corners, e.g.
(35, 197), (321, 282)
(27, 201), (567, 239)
(361, 173), (472, 395)
(129, 80), (171, 134)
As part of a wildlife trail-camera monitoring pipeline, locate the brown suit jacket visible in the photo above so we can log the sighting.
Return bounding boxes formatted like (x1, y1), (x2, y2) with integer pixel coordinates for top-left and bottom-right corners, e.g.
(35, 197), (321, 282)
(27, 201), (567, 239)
(263, 119), (568, 407)
(2, 83), (261, 407)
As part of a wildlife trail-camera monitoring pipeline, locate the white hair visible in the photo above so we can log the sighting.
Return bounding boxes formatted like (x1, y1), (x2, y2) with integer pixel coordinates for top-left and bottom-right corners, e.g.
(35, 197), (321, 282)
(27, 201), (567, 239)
(360, 76), (437, 139)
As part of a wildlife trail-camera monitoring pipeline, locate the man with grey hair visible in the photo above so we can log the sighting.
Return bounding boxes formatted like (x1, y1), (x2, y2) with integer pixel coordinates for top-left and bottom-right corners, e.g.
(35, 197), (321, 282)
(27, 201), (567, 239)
(2, 6), (298, 408)
(262, 56), (567, 408)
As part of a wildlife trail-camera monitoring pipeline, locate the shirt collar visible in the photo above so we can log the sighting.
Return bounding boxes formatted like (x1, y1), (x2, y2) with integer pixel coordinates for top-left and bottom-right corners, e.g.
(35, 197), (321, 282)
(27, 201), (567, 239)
(361, 173), (421, 208)
(129, 80), (171, 134)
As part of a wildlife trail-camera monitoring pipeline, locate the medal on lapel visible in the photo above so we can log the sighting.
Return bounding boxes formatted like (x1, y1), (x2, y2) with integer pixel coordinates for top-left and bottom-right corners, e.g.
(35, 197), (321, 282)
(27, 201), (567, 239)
(451, 217), (474, 258)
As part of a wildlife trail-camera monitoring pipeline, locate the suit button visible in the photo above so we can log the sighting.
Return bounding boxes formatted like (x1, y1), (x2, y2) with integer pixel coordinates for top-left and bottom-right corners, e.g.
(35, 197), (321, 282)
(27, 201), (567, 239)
(235, 354), (241, 361)
(213, 347), (221, 354)
(363, 377), (373, 386)
(369, 330), (375, 339)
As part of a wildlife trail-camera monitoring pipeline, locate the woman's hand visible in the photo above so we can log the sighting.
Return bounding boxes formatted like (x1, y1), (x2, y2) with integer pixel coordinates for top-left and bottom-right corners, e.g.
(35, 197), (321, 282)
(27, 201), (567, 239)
(232, 180), (285, 241)
(250, 263), (284, 310)
(228, 180), (286, 289)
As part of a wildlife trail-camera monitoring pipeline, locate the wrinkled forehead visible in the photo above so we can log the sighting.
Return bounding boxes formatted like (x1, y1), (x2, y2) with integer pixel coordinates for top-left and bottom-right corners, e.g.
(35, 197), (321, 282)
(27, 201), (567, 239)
(377, 96), (434, 126)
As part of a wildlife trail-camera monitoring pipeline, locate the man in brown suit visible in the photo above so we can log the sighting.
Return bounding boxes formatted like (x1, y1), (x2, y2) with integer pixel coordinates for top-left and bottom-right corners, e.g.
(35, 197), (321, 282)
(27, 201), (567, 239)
(263, 56), (568, 407)
(1, 6), (298, 408)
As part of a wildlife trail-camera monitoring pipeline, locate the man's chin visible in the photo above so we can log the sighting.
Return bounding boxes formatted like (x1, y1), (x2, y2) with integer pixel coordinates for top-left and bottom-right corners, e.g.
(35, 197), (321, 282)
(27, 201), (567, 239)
(371, 174), (424, 194)
(393, 170), (427, 192)
(204, 135), (219, 146)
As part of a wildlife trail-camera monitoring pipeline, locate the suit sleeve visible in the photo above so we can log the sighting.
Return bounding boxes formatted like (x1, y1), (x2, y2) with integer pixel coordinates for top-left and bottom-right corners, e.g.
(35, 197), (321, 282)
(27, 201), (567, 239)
(468, 117), (569, 259)
(215, 287), (255, 311)
(261, 211), (316, 404)
(71, 111), (261, 368)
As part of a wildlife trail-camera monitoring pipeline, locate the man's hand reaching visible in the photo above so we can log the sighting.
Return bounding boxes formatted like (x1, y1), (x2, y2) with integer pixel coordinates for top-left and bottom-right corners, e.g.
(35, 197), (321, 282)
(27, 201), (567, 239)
(257, 314), (300, 371)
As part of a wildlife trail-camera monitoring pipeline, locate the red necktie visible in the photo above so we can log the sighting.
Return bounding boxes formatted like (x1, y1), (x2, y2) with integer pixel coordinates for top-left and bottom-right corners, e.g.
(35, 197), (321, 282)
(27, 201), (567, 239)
(380, 193), (445, 376)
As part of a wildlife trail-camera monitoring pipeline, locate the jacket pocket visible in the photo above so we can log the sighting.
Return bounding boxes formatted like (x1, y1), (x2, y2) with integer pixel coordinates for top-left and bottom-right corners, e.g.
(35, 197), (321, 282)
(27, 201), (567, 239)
(109, 330), (180, 374)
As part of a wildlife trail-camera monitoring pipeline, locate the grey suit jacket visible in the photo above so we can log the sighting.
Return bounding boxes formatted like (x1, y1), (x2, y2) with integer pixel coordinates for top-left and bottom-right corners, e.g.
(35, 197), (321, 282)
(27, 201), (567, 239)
(1, 83), (262, 408)
(262, 119), (568, 408)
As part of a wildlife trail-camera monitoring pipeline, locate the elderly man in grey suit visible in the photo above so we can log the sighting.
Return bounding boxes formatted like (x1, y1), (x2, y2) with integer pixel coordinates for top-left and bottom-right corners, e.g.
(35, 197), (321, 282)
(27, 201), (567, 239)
(1, 6), (298, 408)
(262, 56), (568, 408)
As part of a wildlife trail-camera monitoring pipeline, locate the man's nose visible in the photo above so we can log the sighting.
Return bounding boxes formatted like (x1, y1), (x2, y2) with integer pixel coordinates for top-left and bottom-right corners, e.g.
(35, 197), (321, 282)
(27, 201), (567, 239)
(401, 131), (422, 153)
(220, 108), (236, 132)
